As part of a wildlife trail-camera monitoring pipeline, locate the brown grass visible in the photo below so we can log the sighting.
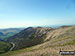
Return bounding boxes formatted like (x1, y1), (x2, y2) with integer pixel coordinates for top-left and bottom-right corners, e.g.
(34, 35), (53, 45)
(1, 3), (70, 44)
(10, 45), (75, 56)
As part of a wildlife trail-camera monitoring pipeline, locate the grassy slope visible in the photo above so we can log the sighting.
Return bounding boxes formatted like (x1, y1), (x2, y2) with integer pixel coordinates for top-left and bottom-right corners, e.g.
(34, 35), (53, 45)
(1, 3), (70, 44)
(0, 41), (11, 54)
(0, 26), (75, 56)
(0, 43), (75, 56)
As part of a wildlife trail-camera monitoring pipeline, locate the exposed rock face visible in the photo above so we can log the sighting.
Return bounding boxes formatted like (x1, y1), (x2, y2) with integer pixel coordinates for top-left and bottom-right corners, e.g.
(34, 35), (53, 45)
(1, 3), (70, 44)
(6, 27), (53, 50)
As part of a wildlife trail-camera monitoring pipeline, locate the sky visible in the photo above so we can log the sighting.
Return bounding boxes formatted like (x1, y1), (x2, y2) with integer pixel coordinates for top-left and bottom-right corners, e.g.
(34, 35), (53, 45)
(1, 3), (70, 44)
(0, 0), (75, 28)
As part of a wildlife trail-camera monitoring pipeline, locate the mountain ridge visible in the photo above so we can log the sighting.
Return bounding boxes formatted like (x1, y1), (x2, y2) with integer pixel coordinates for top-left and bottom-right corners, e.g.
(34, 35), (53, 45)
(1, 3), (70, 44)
(0, 25), (75, 56)
(6, 27), (53, 50)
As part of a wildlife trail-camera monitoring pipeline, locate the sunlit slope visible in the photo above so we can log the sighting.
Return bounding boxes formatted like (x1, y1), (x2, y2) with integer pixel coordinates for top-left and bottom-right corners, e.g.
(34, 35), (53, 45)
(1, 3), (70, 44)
(6, 27), (53, 50)
(0, 25), (75, 56)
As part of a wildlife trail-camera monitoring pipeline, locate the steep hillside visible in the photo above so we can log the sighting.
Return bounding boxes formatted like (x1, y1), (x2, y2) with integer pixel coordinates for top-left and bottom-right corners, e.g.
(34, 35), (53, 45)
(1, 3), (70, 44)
(1, 25), (75, 56)
(33, 25), (75, 49)
(6, 27), (53, 50)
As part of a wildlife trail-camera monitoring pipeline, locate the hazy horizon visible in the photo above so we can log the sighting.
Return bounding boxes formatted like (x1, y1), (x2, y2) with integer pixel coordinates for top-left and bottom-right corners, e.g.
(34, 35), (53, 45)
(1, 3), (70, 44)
(0, 24), (75, 29)
(0, 0), (75, 28)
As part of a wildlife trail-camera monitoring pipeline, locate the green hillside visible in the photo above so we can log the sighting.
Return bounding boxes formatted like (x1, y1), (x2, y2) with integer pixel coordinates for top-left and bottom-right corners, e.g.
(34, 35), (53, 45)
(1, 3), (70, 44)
(0, 41), (11, 54)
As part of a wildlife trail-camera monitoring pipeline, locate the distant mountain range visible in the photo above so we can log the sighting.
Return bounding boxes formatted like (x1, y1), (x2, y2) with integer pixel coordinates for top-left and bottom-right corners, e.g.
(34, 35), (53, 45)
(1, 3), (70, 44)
(0, 28), (24, 40)
(0, 32), (4, 36)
